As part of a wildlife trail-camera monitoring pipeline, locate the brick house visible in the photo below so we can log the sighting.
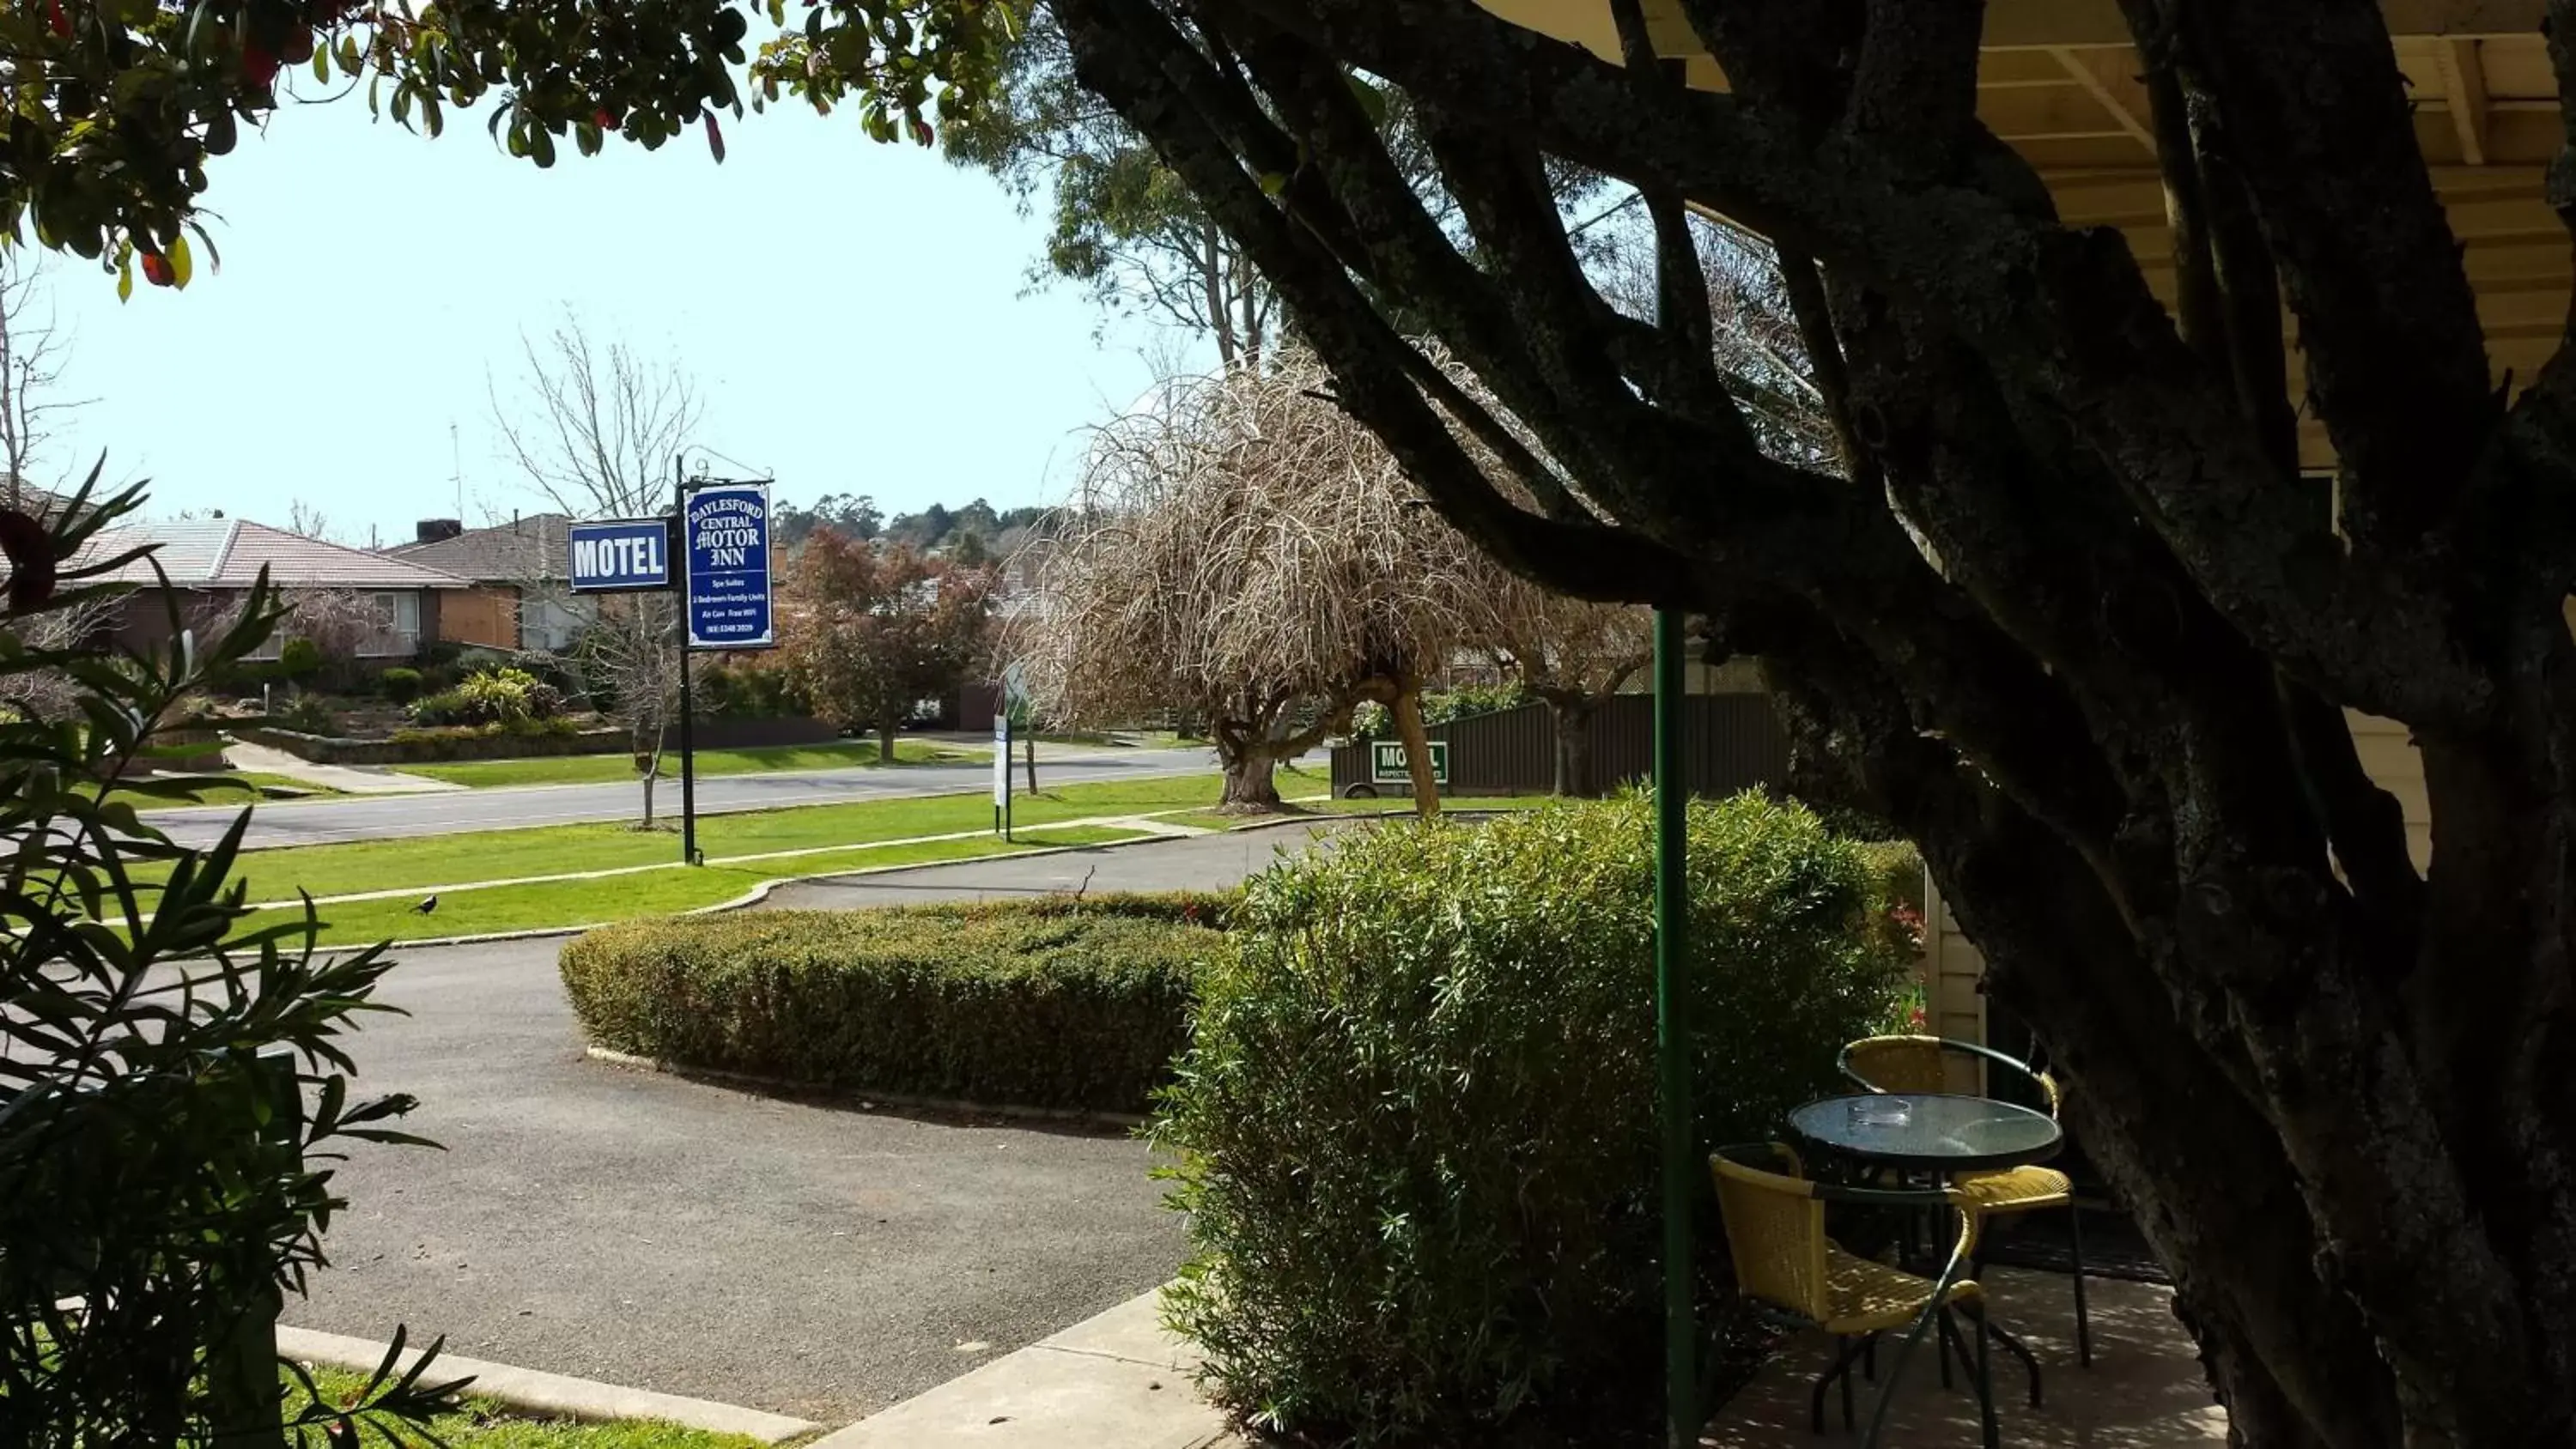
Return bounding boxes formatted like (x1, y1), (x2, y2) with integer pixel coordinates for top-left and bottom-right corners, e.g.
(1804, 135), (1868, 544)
(79, 518), (469, 664)
(386, 514), (592, 652)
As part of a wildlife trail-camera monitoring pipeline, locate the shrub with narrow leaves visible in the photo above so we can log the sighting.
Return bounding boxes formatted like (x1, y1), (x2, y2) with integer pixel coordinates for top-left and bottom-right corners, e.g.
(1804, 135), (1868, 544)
(1155, 792), (1907, 1445)
(0, 471), (456, 1445)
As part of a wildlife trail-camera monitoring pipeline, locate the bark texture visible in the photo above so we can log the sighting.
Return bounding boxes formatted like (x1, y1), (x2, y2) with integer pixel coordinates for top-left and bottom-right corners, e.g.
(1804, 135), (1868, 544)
(1389, 686), (1442, 816)
(1540, 692), (1598, 797)
(1048, 0), (2576, 1440)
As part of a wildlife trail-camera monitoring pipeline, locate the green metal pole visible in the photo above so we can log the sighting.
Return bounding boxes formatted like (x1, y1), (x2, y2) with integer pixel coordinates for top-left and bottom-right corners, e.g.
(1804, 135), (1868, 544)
(1655, 606), (1696, 1448)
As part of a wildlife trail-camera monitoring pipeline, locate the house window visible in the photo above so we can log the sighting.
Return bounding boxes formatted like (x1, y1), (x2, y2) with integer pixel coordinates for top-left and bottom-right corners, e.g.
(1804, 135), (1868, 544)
(357, 591), (422, 657)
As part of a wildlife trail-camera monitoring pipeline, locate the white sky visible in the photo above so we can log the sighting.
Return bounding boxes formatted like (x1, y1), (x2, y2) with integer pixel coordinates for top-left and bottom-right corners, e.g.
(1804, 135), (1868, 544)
(26, 90), (1181, 545)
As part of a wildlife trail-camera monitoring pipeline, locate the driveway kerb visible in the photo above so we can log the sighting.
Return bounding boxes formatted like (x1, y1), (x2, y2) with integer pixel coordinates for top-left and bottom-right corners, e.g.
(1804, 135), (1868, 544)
(277, 1325), (823, 1443)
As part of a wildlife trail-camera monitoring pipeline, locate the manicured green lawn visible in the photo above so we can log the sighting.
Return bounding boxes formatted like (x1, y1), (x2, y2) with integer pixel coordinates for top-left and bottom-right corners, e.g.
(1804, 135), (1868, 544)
(204, 773), (1225, 906)
(286, 1362), (766, 1448)
(409, 737), (985, 789)
(1168, 793), (1558, 833)
(280, 827), (1142, 947)
(1036, 728), (1190, 749)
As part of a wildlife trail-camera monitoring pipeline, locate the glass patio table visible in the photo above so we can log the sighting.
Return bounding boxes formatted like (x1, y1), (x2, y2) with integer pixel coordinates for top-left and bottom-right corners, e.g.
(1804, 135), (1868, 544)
(1784, 1093), (2062, 1449)
(1789, 1091), (2063, 1175)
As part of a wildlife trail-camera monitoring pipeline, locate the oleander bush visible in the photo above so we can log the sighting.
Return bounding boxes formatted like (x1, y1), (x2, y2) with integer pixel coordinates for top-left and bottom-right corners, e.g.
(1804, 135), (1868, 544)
(559, 894), (1235, 1113)
(1155, 791), (1909, 1445)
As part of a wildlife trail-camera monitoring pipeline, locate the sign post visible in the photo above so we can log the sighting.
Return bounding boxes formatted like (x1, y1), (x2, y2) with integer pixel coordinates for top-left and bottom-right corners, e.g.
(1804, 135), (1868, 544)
(993, 712), (1012, 841)
(671, 470), (777, 865)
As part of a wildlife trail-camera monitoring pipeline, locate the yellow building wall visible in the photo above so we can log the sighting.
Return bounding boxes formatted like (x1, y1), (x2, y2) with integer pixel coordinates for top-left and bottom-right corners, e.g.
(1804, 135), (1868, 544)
(1923, 712), (2433, 1066)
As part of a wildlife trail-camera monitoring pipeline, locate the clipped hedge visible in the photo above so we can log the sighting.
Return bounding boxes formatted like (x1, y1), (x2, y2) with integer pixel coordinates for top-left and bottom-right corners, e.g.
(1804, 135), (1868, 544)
(558, 894), (1234, 1114)
(1156, 791), (1910, 1445)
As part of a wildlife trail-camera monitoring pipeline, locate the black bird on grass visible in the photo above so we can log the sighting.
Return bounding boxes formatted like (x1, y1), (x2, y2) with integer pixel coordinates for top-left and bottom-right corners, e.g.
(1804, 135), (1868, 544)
(413, 894), (439, 915)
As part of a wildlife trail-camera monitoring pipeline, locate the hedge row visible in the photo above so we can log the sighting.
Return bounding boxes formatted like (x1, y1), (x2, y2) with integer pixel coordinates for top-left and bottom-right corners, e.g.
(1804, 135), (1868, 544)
(558, 893), (1235, 1115)
(1157, 792), (1913, 1443)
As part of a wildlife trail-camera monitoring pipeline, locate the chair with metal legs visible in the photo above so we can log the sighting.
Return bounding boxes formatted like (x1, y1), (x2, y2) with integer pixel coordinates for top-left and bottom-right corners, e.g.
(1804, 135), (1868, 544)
(1840, 1034), (2092, 1404)
(1711, 1143), (2000, 1446)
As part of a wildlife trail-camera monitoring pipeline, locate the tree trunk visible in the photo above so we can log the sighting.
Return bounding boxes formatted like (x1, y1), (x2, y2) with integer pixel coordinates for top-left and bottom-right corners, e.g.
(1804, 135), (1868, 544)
(633, 733), (658, 828)
(1219, 742), (1284, 809)
(1391, 687), (1440, 817)
(1543, 694), (1596, 797)
(1024, 735), (1038, 794)
(878, 721), (899, 767)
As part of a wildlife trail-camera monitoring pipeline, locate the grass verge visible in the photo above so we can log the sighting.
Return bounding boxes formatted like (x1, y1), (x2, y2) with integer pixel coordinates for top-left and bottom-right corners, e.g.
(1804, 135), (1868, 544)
(408, 737), (984, 789)
(1166, 793), (1559, 833)
(1035, 729), (1189, 749)
(278, 827), (1145, 948)
(285, 1363), (767, 1449)
(114, 772), (343, 809)
(200, 773), (1223, 907)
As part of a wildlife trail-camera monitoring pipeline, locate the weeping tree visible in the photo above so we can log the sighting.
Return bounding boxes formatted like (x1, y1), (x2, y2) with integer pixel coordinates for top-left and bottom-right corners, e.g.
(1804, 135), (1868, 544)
(30, 0), (2576, 1439)
(1012, 351), (1490, 813)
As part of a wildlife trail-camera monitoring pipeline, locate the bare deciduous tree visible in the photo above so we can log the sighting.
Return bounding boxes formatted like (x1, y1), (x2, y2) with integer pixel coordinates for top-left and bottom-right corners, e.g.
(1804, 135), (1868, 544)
(0, 257), (105, 721)
(490, 318), (701, 825)
(1012, 351), (1492, 813)
(0, 255), (85, 507)
(284, 499), (340, 544)
(1482, 589), (1651, 796)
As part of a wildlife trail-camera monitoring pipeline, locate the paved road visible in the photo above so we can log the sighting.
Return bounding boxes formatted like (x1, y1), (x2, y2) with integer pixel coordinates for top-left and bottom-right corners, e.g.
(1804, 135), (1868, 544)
(287, 826), (1351, 1424)
(759, 818), (1358, 910)
(148, 745), (1223, 852)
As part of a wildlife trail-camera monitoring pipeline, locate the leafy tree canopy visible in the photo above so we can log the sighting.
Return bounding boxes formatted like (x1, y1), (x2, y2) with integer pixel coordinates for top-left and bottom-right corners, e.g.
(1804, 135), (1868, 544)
(1, 0), (1011, 287)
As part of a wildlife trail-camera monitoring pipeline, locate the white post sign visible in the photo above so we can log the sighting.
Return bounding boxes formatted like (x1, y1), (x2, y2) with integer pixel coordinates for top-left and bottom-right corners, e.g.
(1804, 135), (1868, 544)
(993, 712), (1012, 837)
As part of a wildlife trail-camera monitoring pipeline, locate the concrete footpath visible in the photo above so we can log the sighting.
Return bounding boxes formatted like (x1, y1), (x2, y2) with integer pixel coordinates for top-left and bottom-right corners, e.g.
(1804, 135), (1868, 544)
(225, 738), (464, 796)
(811, 1289), (1234, 1449)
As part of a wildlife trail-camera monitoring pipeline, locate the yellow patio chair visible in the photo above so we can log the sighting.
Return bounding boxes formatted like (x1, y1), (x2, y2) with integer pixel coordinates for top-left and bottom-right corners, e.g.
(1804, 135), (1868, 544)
(1841, 1034), (2093, 1384)
(1710, 1142), (1997, 1444)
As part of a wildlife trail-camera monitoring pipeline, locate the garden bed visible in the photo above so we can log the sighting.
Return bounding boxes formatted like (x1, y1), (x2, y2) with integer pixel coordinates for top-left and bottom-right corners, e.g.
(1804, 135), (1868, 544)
(559, 894), (1232, 1115)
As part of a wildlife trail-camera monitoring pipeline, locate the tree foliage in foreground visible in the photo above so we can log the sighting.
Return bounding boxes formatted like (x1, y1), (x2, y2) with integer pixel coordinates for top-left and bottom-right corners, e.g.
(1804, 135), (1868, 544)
(0, 476), (456, 1445)
(19, 0), (2576, 1441)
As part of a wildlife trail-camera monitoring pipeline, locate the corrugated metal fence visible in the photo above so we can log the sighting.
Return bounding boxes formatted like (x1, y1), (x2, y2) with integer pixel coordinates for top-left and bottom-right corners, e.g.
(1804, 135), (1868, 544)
(1328, 694), (1792, 797)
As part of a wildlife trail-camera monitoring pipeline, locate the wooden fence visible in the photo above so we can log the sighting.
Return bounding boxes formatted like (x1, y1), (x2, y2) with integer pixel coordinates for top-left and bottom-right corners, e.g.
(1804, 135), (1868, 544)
(1328, 694), (1792, 798)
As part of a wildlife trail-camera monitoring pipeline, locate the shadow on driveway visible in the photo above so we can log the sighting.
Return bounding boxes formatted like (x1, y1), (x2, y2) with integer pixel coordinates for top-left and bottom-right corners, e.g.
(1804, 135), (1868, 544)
(288, 937), (1182, 1426)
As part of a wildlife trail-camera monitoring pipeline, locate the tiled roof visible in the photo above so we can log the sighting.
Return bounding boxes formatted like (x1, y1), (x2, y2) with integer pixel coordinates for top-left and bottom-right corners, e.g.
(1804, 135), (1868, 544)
(75, 519), (470, 591)
(1, 476), (76, 519)
(386, 513), (572, 583)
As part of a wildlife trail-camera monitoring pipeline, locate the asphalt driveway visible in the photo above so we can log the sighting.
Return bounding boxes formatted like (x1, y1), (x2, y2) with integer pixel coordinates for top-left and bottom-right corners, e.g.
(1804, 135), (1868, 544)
(288, 937), (1182, 1426)
(289, 822), (1357, 1425)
